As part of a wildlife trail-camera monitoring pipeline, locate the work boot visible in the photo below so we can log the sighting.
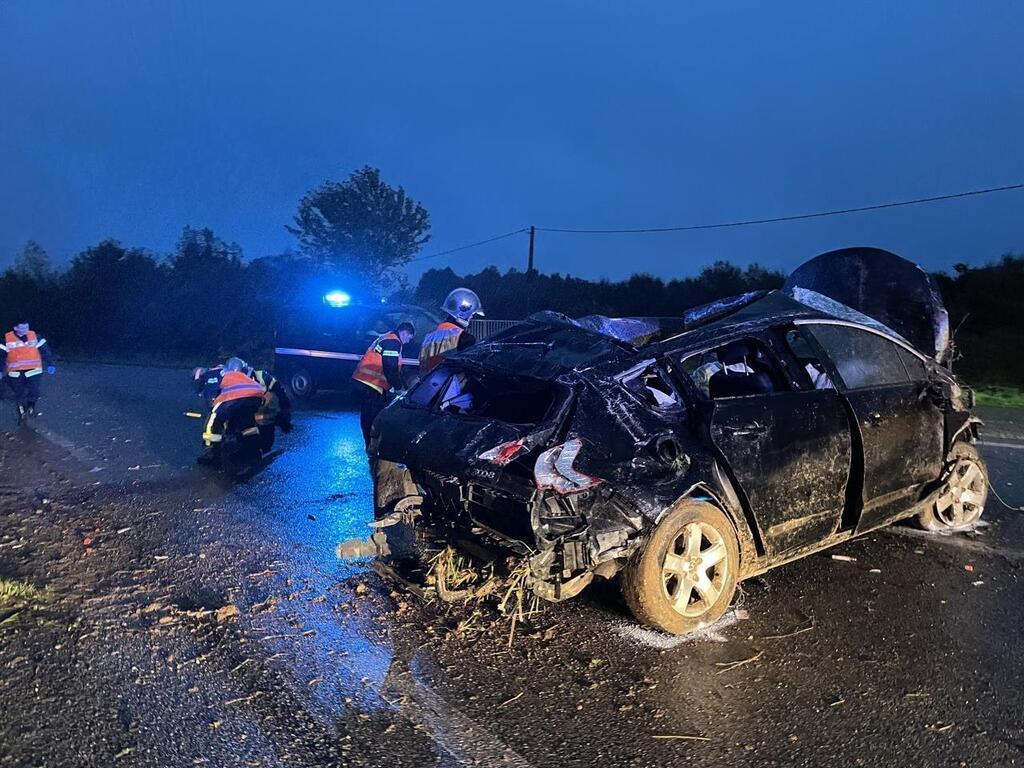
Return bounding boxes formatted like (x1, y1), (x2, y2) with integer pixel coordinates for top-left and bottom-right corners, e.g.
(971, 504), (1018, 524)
(16, 405), (26, 424)
(26, 404), (36, 418)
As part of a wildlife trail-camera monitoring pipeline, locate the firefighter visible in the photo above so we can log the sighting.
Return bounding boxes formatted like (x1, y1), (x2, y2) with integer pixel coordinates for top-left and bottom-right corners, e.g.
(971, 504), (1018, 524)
(193, 360), (293, 453)
(352, 321), (415, 446)
(1, 321), (55, 423)
(418, 288), (484, 373)
(197, 357), (267, 465)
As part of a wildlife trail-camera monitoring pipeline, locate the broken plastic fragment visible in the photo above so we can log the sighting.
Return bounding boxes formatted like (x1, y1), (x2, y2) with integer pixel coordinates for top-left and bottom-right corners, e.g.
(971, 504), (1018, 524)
(534, 438), (603, 495)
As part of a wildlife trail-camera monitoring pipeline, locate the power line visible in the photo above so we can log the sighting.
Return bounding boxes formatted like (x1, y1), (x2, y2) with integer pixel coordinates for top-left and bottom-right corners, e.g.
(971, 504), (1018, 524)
(404, 182), (1023, 270)
(408, 228), (528, 263)
(535, 182), (1024, 235)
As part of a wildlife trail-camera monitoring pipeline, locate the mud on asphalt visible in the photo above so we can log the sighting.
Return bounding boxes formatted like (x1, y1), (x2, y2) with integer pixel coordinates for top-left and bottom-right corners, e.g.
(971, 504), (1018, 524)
(2, 407), (1024, 767)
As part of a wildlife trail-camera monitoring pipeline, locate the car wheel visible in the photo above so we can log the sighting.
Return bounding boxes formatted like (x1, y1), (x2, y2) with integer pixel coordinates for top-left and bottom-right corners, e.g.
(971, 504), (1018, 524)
(917, 442), (988, 531)
(288, 369), (317, 400)
(622, 500), (739, 635)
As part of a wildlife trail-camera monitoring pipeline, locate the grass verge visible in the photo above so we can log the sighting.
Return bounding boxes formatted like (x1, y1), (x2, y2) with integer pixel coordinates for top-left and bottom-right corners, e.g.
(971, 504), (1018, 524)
(973, 385), (1024, 408)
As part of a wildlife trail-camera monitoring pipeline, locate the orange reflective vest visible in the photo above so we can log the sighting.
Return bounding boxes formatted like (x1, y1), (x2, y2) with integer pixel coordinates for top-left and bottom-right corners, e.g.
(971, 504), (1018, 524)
(418, 322), (463, 373)
(213, 371), (266, 407)
(352, 332), (402, 394)
(4, 330), (44, 377)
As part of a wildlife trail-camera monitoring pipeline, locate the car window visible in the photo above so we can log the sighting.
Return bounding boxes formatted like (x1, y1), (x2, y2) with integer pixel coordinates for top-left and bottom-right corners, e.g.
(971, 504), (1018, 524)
(408, 366), (451, 407)
(677, 338), (788, 399)
(781, 328), (834, 390)
(803, 324), (910, 390)
(897, 346), (928, 381)
(619, 363), (681, 410)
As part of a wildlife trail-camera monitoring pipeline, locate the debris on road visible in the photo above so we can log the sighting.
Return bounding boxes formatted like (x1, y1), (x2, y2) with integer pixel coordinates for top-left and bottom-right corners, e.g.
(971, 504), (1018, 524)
(715, 650), (764, 673)
(215, 604), (239, 623)
(831, 554), (857, 563)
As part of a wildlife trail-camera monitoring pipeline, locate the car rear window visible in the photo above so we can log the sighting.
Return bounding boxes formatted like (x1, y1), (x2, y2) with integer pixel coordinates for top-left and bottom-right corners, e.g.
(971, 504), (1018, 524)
(407, 366), (559, 425)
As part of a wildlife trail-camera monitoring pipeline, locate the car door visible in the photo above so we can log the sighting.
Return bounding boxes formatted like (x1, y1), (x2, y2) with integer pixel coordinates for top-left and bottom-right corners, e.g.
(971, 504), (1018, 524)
(673, 336), (853, 558)
(799, 321), (944, 531)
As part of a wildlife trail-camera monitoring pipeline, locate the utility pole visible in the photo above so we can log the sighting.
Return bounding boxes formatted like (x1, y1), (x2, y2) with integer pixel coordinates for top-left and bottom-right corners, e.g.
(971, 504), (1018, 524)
(527, 225), (536, 274)
(526, 225), (536, 316)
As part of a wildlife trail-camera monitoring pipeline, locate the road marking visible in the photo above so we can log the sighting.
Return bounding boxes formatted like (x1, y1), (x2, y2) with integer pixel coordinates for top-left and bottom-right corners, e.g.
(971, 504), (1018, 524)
(979, 440), (1024, 451)
(388, 651), (535, 767)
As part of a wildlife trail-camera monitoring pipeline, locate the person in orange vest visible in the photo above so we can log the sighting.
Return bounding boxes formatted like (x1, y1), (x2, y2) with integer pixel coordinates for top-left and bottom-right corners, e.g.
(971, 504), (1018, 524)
(418, 288), (484, 373)
(197, 357), (267, 465)
(1, 321), (55, 423)
(352, 321), (415, 446)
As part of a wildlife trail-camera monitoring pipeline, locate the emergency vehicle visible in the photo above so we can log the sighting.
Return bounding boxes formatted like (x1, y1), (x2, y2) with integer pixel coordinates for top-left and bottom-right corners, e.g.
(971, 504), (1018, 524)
(274, 298), (440, 399)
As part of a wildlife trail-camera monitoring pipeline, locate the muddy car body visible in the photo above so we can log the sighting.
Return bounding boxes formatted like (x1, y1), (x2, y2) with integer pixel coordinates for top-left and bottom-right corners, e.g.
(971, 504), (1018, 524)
(370, 249), (987, 633)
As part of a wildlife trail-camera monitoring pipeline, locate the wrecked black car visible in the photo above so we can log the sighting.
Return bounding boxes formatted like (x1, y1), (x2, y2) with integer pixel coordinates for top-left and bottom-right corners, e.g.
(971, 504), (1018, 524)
(369, 248), (988, 634)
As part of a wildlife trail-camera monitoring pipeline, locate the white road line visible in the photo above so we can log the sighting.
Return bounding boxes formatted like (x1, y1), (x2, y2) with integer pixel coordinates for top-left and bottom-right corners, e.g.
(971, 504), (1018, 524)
(979, 440), (1024, 451)
(387, 651), (535, 768)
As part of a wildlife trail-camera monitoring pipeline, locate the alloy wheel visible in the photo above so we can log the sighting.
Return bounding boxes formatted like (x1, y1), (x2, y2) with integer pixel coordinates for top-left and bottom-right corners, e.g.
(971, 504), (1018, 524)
(661, 521), (729, 618)
(934, 456), (986, 527)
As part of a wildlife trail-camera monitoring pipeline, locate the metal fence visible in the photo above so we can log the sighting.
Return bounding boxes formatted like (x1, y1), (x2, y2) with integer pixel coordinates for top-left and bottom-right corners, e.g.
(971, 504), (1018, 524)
(468, 319), (521, 340)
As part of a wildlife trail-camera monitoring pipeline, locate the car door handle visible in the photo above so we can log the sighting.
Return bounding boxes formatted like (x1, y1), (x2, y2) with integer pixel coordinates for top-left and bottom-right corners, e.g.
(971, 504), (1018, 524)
(721, 422), (767, 437)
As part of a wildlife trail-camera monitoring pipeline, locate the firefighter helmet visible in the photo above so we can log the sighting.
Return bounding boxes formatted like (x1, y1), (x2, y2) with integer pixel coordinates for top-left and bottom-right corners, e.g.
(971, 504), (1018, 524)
(441, 288), (484, 324)
(223, 357), (248, 373)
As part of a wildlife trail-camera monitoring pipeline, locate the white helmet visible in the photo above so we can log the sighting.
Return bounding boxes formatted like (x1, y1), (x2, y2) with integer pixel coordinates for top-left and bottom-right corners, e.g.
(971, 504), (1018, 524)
(224, 357), (248, 373)
(441, 288), (484, 326)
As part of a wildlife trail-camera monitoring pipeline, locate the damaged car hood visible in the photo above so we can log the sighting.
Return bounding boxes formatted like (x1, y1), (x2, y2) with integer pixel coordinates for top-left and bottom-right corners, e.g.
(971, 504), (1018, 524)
(783, 247), (950, 362)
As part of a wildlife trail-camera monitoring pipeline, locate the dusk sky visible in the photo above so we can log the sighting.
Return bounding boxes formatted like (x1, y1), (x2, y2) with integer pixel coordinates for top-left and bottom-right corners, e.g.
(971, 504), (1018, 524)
(2, 1), (1022, 281)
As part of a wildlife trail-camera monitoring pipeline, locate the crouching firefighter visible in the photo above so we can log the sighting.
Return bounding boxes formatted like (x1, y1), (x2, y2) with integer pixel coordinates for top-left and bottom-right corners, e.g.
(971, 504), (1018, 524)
(418, 288), (484, 373)
(1, 321), (56, 423)
(197, 358), (267, 465)
(352, 322), (415, 446)
(194, 359), (293, 457)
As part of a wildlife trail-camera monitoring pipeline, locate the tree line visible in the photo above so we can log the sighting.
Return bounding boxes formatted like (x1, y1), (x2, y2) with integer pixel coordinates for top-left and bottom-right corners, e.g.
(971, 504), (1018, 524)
(0, 166), (1020, 385)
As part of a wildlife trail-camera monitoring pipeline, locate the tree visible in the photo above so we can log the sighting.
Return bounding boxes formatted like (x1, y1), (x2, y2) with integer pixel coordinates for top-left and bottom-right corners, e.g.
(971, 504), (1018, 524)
(13, 240), (53, 281)
(287, 166), (431, 288)
(61, 240), (164, 350)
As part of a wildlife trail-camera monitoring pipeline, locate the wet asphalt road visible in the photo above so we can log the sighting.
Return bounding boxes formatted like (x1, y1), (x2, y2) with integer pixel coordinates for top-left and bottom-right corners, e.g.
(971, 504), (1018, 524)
(1, 362), (1023, 767)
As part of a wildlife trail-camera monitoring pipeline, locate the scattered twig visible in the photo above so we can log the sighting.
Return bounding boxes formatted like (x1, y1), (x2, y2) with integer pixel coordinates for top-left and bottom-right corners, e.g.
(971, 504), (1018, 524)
(260, 629), (315, 641)
(224, 691), (263, 706)
(652, 734), (711, 742)
(762, 621), (815, 640)
(231, 658), (254, 674)
(715, 650), (764, 673)
(498, 691), (525, 708)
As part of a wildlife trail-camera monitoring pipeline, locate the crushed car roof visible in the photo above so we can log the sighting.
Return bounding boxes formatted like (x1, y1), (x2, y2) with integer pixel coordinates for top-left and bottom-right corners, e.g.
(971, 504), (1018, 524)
(454, 247), (946, 378)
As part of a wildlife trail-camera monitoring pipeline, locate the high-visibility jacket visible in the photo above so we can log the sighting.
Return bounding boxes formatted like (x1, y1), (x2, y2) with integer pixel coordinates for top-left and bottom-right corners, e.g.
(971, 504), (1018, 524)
(418, 322), (463, 373)
(3, 330), (45, 377)
(213, 371), (266, 407)
(352, 332), (403, 394)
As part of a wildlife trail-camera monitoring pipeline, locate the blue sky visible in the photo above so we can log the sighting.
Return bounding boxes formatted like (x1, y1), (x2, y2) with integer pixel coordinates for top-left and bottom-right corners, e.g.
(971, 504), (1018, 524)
(1, 1), (1022, 280)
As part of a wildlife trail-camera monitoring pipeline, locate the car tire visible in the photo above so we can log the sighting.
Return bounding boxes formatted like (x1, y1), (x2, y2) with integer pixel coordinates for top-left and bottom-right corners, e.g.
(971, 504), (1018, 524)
(288, 368), (317, 400)
(622, 500), (740, 635)
(916, 442), (988, 532)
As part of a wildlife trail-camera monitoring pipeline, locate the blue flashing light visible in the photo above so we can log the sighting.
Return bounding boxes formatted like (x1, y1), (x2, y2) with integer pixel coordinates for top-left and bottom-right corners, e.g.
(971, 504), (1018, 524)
(324, 290), (352, 308)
